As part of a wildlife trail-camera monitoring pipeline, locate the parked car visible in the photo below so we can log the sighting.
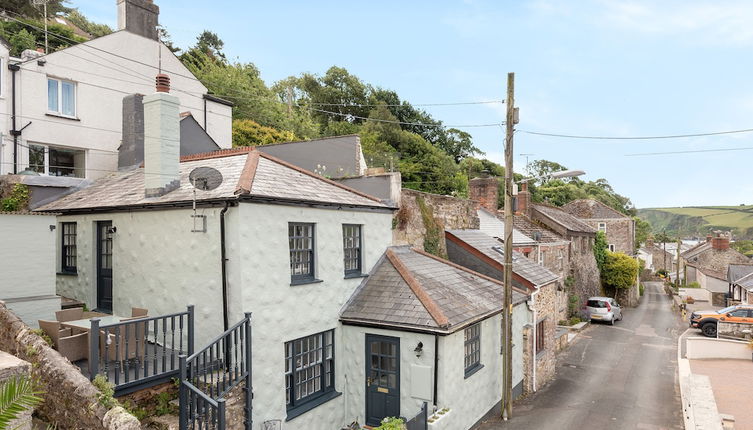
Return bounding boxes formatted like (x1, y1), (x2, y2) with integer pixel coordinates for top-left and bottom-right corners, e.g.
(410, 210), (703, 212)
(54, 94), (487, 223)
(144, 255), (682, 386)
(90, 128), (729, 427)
(689, 304), (753, 337)
(585, 297), (623, 325)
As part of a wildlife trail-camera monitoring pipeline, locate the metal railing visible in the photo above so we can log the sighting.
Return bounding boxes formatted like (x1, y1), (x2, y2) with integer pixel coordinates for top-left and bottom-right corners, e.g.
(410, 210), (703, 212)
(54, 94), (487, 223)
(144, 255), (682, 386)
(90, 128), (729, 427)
(89, 305), (195, 396)
(406, 402), (428, 430)
(179, 312), (252, 430)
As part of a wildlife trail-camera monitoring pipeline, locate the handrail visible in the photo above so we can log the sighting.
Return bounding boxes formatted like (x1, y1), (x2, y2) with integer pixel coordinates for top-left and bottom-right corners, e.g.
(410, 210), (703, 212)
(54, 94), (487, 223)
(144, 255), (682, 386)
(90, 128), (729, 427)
(187, 316), (247, 362)
(98, 310), (191, 328)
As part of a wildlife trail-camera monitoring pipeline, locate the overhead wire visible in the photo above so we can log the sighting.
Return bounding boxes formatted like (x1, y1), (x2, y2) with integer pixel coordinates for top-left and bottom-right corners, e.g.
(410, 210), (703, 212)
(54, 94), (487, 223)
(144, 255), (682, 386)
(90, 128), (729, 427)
(625, 147), (753, 156)
(520, 128), (753, 140)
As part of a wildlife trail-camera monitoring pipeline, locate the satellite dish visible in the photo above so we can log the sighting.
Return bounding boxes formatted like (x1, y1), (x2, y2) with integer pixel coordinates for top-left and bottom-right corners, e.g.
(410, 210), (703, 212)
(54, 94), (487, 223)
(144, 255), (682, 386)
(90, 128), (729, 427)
(189, 167), (223, 191)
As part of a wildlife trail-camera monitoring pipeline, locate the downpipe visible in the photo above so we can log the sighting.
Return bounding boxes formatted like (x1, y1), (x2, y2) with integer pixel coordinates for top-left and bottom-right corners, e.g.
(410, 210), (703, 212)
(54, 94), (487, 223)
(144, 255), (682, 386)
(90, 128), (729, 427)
(220, 201), (230, 332)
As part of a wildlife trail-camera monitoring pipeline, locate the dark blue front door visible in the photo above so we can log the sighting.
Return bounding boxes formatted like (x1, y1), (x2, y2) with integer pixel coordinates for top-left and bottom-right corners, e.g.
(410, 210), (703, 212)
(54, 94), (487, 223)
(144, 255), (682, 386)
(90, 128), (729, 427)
(365, 334), (400, 426)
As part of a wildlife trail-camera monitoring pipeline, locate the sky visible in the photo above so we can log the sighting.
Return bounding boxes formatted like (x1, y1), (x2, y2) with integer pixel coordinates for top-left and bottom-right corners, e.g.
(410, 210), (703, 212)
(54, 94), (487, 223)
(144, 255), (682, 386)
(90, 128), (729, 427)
(73, 0), (753, 209)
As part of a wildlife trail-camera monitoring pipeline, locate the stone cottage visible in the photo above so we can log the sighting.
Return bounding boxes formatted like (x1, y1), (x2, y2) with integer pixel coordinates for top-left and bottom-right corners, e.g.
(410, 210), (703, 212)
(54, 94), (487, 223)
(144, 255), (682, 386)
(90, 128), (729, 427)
(563, 199), (635, 254)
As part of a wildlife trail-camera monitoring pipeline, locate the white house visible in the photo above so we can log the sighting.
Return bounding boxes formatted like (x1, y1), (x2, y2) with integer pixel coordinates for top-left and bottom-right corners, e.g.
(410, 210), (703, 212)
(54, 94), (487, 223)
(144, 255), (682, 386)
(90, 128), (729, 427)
(0, 0), (231, 182)
(0, 211), (60, 327)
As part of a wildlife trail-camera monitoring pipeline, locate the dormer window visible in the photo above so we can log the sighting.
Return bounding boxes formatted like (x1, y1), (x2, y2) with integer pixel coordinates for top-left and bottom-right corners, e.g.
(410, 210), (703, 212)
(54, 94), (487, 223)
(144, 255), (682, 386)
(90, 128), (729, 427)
(48, 77), (76, 117)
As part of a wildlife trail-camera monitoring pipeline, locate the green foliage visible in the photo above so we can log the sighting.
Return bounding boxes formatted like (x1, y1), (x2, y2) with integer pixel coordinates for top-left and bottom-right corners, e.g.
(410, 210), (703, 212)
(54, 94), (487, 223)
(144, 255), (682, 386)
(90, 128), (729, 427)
(567, 292), (580, 317)
(639, 283), (645, 296)
(8, 28), (36, 55)
(232, 119), (296, 147)
(634, 217), (652, 249)
(686, 281), (701, 288)
(1, 184), (31, 212)
(601, 251), (639, 290)
(154, 391), (177, 416)
(0, 18), (86, 56)
(0, 375), (43, 429)
(559, 316), (582, 326)
(122, 400), (148, 421)
(30, 329), (53, 347)
(375, 417), (406, 430)
(652, 231), (677, 243)
(416, 196), (444, 258)
(92, 375), (116, 409)
(731, 240), (753, 258)
(64, 10), (113, 38)
(593, 231), (608, 273)
(0, 0), (70, 19)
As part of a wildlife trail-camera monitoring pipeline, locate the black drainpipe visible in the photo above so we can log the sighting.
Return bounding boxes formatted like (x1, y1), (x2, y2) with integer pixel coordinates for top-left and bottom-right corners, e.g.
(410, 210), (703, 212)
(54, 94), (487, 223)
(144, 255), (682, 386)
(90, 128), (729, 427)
(220, 201), (230, 332)
(433, 334), (439, 407)
(9, 63), (20, 174)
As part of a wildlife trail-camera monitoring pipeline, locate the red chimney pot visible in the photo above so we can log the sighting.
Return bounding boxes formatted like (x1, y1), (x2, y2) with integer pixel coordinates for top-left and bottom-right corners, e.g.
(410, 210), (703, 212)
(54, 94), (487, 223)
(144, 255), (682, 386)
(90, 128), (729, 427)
(155, 74), (170, 93)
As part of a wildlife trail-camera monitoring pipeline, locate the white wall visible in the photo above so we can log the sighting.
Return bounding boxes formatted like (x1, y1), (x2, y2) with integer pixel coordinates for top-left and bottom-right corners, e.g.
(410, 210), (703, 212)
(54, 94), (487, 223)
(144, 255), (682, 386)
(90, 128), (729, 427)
(233, 203), (393, 428)
(686, 337), (752, 360)
(697, 270), (728, 293)
(679, 288), (711, 302)
(5, 31), (231, 177)
(0, 44), (11, 174)
(0, 213), (60, 327)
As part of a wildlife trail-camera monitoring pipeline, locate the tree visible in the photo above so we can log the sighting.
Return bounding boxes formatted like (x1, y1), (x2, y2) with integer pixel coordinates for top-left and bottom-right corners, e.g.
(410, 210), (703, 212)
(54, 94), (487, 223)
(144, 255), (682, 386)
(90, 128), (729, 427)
(65, 9), (112, 38)
(1, 0), (70, 18)
(7, 28), (36, 55)
(157, 25), (179, 53)
(527, 160), (567, 184)
(601, 251), (639, 290)
(0, 376), (43, 428)
(232, 119), (296, 147)
(195, 30), (225, 61)
(593, 231), (608, 273)
(634, 217), (652, 250)
(439, 128), (483, 162)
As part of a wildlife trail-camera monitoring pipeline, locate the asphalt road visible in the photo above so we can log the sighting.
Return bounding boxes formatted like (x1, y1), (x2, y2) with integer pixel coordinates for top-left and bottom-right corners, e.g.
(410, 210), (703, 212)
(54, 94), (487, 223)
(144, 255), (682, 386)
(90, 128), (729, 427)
(476, 281), (684, 430)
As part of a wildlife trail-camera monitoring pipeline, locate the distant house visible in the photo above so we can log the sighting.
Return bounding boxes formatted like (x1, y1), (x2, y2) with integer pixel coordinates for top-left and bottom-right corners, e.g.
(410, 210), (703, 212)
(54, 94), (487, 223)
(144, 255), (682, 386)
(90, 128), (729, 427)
(444, 229), (560, 393)
(642, 240), (675, 273)
(681, 233), (751, 305)
(562, 199), (635, 254)
(340, 246), (530, 429)
(728, 264), (753, 304)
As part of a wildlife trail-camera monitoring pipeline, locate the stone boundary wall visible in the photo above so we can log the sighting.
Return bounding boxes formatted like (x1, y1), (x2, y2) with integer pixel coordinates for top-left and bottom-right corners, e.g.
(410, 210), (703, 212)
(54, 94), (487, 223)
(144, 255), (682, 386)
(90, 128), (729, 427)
(0, 301), (140, 430)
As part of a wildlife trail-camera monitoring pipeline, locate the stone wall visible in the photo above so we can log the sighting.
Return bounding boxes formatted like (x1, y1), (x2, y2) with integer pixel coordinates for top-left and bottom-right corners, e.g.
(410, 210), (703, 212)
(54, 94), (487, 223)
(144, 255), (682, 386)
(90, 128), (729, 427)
(533, 284), (557, 388)
(393, 189), (479, 253)
(585, 218), (634, 254)
(615, 283), (640, 308)
(570, 250), (600, 303)
(0, 351), (32, 430)
(0, 302), (140, 430)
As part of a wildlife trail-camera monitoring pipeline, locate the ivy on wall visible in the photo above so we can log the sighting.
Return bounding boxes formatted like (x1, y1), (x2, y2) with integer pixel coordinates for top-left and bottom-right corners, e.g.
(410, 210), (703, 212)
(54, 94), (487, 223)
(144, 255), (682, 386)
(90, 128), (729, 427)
(0, 184), (30, 212)
(416, 196), (445, 258)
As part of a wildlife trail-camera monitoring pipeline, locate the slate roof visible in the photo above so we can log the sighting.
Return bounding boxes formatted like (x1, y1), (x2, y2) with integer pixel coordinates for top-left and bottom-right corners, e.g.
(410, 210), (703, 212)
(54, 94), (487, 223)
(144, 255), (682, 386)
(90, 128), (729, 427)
(728, 264), (753, 284)
(682, 242), (711, 260)
(533, 204), (596, 234)
(737, 273), (753, 290)
(510, 214), (566, 244)
(562, 199), (628, 219)
(477, 208), (536, 244)
(340, 247), (528, 334)
(37, 149), (388, 213)
(446, 229), (559, 288)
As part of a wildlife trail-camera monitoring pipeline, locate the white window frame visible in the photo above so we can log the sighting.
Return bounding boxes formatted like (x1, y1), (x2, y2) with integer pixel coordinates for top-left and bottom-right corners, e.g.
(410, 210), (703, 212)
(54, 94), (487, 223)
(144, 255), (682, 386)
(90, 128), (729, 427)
(27, 143), (84, 177)
(598, 222), (607, 233)
(47, 77), (77, 118)
(608, 244), (615, 252)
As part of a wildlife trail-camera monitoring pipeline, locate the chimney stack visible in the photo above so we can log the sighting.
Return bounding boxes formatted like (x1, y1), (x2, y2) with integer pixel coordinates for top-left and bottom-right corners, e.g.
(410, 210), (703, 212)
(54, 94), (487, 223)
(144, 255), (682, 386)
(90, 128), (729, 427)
(119, 94), (145, 170)
(711, 232), (730, 250)
(516, 182), (531, 217)
(143, 74), (180, 197)
(469, 177), (499, 212)
(706, 234), (712, 243)
(117, 0), (159, 41)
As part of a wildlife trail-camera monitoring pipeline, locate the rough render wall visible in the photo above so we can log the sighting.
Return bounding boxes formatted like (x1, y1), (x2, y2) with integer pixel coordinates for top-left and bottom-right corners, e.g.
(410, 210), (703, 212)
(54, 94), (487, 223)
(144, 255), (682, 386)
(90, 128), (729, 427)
(0, 302), (140, 429)
(55, 208), (226, 346)
(393, 189), (479, 254)
(235, 203), (394, 428)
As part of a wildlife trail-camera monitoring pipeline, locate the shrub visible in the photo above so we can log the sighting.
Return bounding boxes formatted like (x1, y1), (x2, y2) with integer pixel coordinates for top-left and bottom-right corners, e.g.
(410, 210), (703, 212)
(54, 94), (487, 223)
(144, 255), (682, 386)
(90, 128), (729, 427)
(92, 375), (116, 408)
(601, 251), (639, 290)
(30, 329), (53, 347)
(639, 283), (645, 296)
(0, 184), (30, 212)
(686, 281), (701, 288)
(376, 417), (406, 430)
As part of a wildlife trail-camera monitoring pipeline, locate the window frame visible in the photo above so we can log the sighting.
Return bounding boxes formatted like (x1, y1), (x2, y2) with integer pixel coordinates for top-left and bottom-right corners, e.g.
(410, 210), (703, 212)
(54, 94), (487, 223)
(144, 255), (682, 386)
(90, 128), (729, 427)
(464, 323), (482, 377)
(284, 329), (336, 416)
(27, 143), (82, 177)
(535, 319), (546, 355)
(608, 244), (615, 252)
(60, 222), (77, 274)
(342, 224), (363, 277)
(289, 222), (317, 284)
(47, 77), (77, 118)
(598, 222), (607, 233)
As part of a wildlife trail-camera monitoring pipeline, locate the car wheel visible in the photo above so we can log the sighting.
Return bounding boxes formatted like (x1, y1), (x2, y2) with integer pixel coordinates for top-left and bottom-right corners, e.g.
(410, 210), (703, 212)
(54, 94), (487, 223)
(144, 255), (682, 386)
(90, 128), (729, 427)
(610, 316), (615, 325)
(701, 323), (717, 337)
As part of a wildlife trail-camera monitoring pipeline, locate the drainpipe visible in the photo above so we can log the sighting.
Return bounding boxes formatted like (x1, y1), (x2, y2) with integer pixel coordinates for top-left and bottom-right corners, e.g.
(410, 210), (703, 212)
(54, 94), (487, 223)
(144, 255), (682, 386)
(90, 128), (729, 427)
(527, 290), (538, 392)
(9, 63), (20, 174)
(433, 334), (439, 407)
(220, 201), (230, 332)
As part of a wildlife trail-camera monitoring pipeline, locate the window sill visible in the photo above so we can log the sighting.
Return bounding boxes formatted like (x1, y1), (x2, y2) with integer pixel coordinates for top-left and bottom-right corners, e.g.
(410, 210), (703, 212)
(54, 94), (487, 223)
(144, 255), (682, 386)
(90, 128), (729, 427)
(290, 278), (323, 286)
(344, 272), (368, 279)
(464, 363), (484, 379)
(57, 271), (78, 276)
(45, 112), (80, 121)
(286, 390), (341, 421)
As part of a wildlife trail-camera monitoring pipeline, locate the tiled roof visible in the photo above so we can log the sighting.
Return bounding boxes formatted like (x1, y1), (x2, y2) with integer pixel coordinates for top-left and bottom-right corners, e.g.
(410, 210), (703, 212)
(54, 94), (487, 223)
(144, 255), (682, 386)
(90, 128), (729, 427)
(533, 204), (596, 234)
(446, 229), (559, 287)
(340, 246), (528, 334)
(728, 264), (753, 284)
(37, 150), (387, 212)
(510, 214), (566, 243)
(477, 208), (536, 244)
(562, 199), (628, 219)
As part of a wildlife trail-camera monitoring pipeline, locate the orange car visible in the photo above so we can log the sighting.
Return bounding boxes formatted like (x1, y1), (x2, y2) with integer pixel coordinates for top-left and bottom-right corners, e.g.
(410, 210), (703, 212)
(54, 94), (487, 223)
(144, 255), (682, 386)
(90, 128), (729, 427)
(689, 304), (753, 337)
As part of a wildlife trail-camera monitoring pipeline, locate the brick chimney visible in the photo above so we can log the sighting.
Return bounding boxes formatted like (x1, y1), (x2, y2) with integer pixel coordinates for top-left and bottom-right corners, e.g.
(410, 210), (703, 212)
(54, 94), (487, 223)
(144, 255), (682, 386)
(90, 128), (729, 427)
(143, 74), (180, 197)
(469, 177), (498, 212)
(117, 0), (159, 40)
(706, 234), (712, 243)
(516, 182), (531, 217)
(711, 233), (730, 250)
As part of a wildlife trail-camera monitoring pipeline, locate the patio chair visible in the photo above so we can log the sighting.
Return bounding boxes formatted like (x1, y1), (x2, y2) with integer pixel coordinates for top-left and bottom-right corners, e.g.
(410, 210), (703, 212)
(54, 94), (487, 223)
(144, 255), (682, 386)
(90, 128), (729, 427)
(119, 316), (148, 362)
(55, 308), (83, 322)
(131, 307), (148, 317)
(57, 332), (88, 363)
(38, 319), (72, 349)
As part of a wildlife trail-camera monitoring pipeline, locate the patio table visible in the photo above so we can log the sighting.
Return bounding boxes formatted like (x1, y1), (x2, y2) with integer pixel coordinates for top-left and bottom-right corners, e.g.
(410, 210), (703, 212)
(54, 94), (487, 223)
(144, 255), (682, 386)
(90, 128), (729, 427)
(61, 315), (126, 331)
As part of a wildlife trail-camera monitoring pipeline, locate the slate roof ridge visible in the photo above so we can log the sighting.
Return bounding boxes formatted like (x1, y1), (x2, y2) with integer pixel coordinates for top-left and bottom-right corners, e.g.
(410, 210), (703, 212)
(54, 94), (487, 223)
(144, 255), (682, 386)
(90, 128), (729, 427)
(563, 199), (628, 219)
(410, 246), (530, 296)
(532, 203), (596, 233)
(681, 241), (711, 258)
(235, 150), (260, 195)
(386, 248), (450, 328)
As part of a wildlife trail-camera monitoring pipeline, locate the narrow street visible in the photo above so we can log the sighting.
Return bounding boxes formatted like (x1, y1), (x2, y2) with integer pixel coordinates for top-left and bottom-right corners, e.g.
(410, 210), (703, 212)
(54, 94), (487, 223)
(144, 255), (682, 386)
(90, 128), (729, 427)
(477, 281), (684, 430)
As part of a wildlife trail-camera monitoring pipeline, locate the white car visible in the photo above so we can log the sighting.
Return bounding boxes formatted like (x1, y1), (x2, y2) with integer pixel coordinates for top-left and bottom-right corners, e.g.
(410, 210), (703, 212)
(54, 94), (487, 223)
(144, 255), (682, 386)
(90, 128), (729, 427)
(586, 297), (623, 325)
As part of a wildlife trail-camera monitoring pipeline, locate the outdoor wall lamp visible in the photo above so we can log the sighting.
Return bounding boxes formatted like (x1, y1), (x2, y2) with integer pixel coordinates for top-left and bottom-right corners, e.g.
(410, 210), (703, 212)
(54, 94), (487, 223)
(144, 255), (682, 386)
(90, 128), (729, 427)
(107, 226), (117, 234)
(414, 342), (423, 358)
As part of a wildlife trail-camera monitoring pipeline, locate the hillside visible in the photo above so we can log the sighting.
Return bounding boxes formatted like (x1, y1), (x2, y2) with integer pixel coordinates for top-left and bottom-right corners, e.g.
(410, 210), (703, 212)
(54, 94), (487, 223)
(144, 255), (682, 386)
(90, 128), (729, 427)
(638, 205), (753, 239)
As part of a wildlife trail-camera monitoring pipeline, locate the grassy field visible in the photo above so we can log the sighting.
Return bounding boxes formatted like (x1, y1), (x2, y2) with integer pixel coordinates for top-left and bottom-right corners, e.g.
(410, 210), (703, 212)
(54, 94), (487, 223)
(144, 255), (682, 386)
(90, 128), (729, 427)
(638, 205), (753, 239)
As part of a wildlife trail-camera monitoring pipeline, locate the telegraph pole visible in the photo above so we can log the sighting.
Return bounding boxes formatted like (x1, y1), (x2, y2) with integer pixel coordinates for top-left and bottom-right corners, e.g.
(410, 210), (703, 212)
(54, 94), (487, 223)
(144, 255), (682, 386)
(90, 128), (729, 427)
(502, 72), (517, 420)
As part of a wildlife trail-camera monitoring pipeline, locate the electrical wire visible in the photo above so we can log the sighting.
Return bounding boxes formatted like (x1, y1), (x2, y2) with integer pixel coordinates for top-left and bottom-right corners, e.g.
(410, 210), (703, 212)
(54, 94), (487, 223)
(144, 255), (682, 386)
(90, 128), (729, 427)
(625, 147), (753, 156)
(306, 106), (504, 128)
(308, 100), (505, 107)
(520, 128), (753, 140)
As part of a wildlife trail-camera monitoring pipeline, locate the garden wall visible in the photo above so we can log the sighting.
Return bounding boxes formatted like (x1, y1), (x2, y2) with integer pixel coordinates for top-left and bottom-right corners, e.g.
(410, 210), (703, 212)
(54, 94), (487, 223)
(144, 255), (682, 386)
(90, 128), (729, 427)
(0, 301), (140, 429)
